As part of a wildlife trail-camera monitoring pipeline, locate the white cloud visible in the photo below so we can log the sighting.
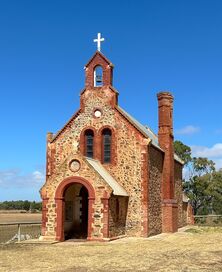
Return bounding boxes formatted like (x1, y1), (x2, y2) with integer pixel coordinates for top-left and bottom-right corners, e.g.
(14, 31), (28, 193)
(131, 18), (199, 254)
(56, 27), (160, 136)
(191, 143), (222, 158)
(191, 143), (222, 170)
(0, 169), (45, 189)
(213, 159), (222, 170)
(175, 125), (200, 135)
(32, 171), (44, 181)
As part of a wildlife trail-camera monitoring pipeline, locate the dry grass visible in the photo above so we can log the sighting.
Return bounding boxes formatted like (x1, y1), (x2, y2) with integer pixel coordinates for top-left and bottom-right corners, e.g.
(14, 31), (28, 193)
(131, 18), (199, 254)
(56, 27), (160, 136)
(0, 213), (42, 244)
(0, 213), (41, 224)
(0, 227), (221, 272)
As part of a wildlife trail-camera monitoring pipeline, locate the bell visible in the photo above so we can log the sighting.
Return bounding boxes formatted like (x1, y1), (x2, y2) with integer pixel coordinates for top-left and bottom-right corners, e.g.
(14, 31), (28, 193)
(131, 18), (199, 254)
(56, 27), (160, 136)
(96, 75), (102, 83)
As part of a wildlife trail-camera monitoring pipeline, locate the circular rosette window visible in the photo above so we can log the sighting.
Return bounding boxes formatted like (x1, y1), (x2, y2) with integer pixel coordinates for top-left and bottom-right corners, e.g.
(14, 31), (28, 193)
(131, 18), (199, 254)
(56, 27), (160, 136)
(94, 109), (102, 118)
(69, 159), (81, 173)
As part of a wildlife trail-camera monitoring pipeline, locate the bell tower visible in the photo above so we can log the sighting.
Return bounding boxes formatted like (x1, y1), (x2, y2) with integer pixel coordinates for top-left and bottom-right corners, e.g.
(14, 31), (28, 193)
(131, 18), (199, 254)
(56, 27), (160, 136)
(80, 33), (118, 110)
(84, 33), (113, 88)
(84, 51), (113, 89)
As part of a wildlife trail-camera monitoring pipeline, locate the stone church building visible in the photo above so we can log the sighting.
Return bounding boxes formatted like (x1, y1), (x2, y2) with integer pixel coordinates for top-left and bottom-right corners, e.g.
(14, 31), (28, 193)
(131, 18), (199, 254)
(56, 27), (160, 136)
(40, 47), (192, 242)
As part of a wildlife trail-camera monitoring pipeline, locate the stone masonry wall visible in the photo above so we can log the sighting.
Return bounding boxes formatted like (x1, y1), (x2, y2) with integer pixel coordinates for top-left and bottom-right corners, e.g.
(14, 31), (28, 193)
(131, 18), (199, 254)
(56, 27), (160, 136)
(182, 202), (188, 226)
(104, 109), (145, 236)
(148, 145), (163, 236)
(43, 87), (146, 238)
(109, 195), (128, 237)
(174, 161), (183, 228)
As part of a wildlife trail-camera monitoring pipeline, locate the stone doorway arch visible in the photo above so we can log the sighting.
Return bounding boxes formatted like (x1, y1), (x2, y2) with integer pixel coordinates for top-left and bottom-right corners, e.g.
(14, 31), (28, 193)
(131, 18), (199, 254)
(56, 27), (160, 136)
(55, 177), (95, 241)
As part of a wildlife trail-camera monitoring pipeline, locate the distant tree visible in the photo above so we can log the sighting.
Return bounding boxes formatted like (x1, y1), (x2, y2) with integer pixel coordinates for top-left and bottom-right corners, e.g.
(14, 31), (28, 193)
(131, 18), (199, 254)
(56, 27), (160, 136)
(192, 157), (215, 176)
(174, 140), (192, 165)
(32, 201), (42, 211)
(207, 169), (222, 214)
(23, 200), (30, 211)
(0, 200), (42, 211)
(183, 157), (216, 215)
(174, 140), (222, 215)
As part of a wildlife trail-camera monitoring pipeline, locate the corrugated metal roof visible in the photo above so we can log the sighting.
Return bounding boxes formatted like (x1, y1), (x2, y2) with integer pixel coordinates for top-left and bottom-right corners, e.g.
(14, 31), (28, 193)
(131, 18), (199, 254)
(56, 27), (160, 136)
(116, 106), (184, 165)
(116, 106), (160, 149)
(86, 158), (128, 196)
(174, 154), (184, 165)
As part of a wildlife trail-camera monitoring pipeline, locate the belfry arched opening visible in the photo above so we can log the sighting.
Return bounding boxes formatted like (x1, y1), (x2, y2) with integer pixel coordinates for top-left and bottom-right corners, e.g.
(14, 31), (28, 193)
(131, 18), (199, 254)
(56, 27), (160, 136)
(64, 183), (89, 240)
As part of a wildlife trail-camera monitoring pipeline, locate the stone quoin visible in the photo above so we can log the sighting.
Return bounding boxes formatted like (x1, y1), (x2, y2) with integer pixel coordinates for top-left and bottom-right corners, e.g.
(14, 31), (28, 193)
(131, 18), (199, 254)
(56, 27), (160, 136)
(40, 37), (193, 242)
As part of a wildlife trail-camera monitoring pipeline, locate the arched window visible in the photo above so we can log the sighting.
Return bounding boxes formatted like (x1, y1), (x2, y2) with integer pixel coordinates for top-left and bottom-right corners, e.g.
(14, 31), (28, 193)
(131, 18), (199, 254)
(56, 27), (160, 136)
(85, 130), (94, 158)
(102, 129), (112, 163)
(94, 66), (103, 87)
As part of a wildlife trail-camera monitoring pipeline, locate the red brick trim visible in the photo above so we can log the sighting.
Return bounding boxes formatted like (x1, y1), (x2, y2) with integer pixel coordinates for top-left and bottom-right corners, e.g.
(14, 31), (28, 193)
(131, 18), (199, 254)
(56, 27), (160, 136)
(85, 52), (113, 88)
(101, 196), (109, 238)
(51, 109), (81, 143)
(80, 127), (98, 160)
(50, 144), (56, 175)
(162, 199), (178, 233)
(80, 85), (118, 96)
(141, 144), (149, 237)
(85, 51), (113, 68)
(46, 133), (53, 179)
(54, 176), (96, 241)
(41, 197), (49, 236)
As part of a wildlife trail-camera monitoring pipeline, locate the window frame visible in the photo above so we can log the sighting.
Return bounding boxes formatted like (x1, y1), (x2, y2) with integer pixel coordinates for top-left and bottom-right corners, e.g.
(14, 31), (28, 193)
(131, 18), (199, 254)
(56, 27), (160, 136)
(84, 129), (94, 158)
(102, 128), (112, 164)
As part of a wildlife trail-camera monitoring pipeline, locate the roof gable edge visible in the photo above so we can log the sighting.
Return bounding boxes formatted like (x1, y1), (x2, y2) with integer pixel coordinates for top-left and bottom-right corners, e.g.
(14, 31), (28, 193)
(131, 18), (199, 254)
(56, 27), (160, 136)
(85, 51), (113, 68)
(51, 109), (81, 143)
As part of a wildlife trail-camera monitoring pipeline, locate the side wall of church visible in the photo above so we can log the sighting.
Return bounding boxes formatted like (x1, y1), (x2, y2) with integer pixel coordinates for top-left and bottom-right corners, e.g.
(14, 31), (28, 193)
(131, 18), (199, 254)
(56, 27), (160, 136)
(174, 161), (183, 228)
(148, 145), (163, 236)
(104, 109), (147, 236)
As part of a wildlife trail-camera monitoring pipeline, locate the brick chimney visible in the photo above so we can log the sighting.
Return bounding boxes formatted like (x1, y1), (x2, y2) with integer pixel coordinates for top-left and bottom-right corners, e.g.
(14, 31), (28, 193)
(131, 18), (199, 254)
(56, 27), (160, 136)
(157, 91), (178, 233)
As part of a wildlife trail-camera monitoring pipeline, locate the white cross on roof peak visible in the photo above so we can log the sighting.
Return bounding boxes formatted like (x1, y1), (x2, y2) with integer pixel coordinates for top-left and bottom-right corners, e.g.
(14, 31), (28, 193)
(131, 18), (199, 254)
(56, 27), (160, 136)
(93, 33), (105, 52)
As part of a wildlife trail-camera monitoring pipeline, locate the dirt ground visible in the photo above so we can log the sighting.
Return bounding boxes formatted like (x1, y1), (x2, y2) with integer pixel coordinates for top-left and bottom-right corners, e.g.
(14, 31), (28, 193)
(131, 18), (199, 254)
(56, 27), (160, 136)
(0, 227), (221, 272)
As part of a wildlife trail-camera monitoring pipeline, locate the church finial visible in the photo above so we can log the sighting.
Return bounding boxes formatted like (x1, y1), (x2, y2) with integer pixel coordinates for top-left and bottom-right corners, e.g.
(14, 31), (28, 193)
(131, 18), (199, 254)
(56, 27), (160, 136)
(93, 33), (105, 52)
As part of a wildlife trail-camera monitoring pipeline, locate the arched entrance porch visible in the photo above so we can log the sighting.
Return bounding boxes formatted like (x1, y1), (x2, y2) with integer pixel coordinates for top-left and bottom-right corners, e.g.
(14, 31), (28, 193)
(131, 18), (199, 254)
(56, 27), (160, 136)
(55, 177), (95, 241)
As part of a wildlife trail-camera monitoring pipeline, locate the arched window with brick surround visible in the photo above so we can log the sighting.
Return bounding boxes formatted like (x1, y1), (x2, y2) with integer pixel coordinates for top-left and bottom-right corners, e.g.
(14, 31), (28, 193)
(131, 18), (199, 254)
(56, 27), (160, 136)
(102, 128), (112, 163)
(85, 130), (94, 158)
(94, 65), (103, 87)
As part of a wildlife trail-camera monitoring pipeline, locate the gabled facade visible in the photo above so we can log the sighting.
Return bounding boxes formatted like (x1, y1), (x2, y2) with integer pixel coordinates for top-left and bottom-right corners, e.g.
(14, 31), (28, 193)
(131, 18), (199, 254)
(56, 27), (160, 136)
(40, 51), (192, 242)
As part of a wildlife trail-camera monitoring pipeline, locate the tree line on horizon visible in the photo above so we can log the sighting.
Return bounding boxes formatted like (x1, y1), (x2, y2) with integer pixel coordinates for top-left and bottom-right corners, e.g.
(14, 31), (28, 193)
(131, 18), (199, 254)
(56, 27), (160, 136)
(0, 200), (42, 211)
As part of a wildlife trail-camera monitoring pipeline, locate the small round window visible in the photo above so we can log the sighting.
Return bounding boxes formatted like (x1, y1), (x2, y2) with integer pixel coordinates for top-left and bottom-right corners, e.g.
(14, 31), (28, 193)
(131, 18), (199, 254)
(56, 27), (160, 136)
(69, 160), (81, 172)
(94, 110), (102, 118)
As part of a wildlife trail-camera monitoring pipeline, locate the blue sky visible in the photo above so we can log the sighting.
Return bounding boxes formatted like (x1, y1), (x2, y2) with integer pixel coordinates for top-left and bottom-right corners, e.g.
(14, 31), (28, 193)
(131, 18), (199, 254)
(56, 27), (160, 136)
(0, 0), (222, 201)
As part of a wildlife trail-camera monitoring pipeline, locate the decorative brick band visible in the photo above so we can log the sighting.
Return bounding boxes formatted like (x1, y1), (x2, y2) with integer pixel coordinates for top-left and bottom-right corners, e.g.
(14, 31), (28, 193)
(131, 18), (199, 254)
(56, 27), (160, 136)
(162, 199), (178, 233)
(41, 197), (49, 236)
(141, 144), (149, 237)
